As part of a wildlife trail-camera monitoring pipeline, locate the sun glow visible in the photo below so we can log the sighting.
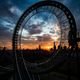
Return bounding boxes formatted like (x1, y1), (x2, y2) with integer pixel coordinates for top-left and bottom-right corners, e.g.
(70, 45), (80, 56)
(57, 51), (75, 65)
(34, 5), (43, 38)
(44, 46), (53, 50)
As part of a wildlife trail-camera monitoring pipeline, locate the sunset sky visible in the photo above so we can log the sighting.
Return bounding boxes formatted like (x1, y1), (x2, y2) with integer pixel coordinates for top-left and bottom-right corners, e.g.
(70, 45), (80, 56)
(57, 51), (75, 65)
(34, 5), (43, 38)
(0, 0), (80, 49)
(20, 12), (61, 50)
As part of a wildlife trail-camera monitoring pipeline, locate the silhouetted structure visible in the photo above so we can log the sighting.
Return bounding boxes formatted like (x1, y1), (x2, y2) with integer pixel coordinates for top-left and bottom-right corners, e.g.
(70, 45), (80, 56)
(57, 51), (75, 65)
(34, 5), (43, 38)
(38, 45), (41, 50)
(53, 42), (56, 51)
(68, 29), (77, 50)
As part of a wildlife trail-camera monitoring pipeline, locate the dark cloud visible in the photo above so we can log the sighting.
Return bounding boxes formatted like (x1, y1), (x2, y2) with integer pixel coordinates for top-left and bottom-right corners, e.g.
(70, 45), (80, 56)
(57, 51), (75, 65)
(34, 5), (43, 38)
(37, 34), (52, 41)
(28, 24), (42, 34)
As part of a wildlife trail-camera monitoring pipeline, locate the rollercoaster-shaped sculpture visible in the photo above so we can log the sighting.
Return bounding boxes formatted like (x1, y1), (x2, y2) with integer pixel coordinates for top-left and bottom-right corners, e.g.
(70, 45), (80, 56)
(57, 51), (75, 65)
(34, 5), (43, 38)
(12, 0), (77, 80)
